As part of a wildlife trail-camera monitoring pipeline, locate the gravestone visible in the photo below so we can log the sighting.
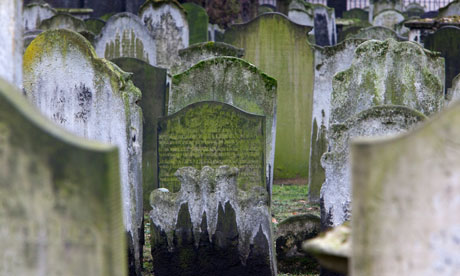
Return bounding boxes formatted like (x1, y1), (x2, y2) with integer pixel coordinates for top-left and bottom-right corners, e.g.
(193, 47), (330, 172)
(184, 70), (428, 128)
(308, 39), (366, 204)
(346, 26), (404, 41)
(23, 29), (143, 276)
(342, 8), (369, 21)
(140, 0), (189, 68)
(183, 2), (208, 45)
(85, 18), (106, 35)
(95, 12), (157, 66)
(439, 0), (460, 17)
(313, 4), (337, 46)
(0, 0), (22, 88)
(224, 13), (315, 182)
(330, 39), (444, 125)
(288, 0), (314, 27)
(0, 78), (126, 276)
(404, 3), (424, 18)
(23, 2), (57, 31)
(158, 101), (266, 192)
(38, 13), (87, 32)
(425, 26), (460, 91)
(169, 57), (277, 190)
(24, 30), (42, 52)
(351, 102), (460, 276)
(171, 41), (244, 75)
(113, 57), (167, 208)
(371, 0), (403, 17)
(372, 9), (405, 30)
(322, 106), (426, 228)
(150, 166), (276, 276)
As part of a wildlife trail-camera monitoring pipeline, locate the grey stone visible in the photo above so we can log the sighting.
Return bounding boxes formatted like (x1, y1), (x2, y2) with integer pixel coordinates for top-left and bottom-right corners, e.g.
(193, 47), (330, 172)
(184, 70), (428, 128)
(372, 9), (405, 30)
(288, 0), (314, 27)
(347, 26), (405, 41)
(150, 166), (276, 276)
(84, 18), (106, 35)
(38, 13), (87, 32)
(404, 3), (424, 18)
(23, 2), (57, 31)
(342, 8), (369, 21)
(439, 0), (460, 17)
(371, 0), (403, 17)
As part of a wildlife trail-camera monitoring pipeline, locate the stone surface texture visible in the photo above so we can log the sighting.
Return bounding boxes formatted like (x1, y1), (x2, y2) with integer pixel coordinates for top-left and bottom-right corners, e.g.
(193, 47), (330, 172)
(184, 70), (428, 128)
(23, 2), (57, 31)
(347, 26), (404, 41)
(439, 0), (460, 17)
(371, 0), (403, 16)
(38, 13), (87, 32)
(150, 166), (276, 276)
(372, 9), (405, 30)
(183, 2), (208, 45)
(23, 29), (143, 275)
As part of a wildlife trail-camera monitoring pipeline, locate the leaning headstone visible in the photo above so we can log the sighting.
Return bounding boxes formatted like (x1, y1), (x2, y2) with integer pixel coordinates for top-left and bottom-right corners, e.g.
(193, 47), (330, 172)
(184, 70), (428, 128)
(158, 101), (266, 192)
(38, 13), (87, 32)
(0, 78), (126, 276)
(150, 166), (276, 276)
(308, 39), (366, 204)
(94, 12), (157, 66)
(113, 57), (167, 207)
(224, 13), (315, 183)
(342, 8), (369, 21)
(322, 106), (426, 228)
(372, 9), (405, 30)
(0, 0), (22, 88)
(183, 2), (208, 45)
(169, 57), (277, 190)
(23, 29), (143, 276)
(85, 18), (106, 35)
(424, 26), (460, 91)
(330, 39), (444, 125)
(351, 102), (460, 276)
(346, 26), (404, 41)
(140, 0), (189, 68)
(23, 2), (57, 31)
(438, 0), (460, 17)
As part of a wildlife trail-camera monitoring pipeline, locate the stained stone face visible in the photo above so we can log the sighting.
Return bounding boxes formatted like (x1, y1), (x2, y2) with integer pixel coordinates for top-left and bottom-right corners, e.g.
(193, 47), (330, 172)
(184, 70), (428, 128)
(351, 102), (460, 276)
(347, 26), (404, 41)
(85, 18), (106, 35)
(140, 0), (189, 68)
(113, 57), (167, 207)
(0, 78), (126, 276)
(169, 57), (277, 190)
(150, 166), (276, 276)
(23, 29), (143, 276)
(309, 39), (366, 204)
(372, 9), (405, 30)
(321, 106), (426, 228)
(95, 12), (157, 66)
(183, 3), (208, 45)
(371, 0), (403, 17)
(224, 13), (315, 181)
(23, 2), (57, 31)
(158, 102), (266, 192)
(438, 0), (460, 17)
(342, 8), (369, 21)
(38, 13), (87, 32)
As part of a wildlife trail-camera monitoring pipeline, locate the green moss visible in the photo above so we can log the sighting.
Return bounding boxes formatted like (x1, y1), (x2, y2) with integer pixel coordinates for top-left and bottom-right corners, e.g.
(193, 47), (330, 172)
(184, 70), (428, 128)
(183, 3), (208, 45)
(179, 41), (244, 58)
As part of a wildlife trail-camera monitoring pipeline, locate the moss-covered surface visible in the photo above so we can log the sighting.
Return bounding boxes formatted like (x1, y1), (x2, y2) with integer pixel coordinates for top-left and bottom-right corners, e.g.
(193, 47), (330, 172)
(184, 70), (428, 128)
(183, 3), (208, 45)
(224, 13), (315, 181)
(346, 26), (405, 41)
(342, 8), (368, 21)
(85, 18), (106, 35)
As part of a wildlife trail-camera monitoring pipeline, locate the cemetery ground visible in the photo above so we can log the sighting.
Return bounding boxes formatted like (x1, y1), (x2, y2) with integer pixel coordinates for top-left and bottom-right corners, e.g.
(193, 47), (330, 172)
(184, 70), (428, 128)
(141, 183), (320, 276)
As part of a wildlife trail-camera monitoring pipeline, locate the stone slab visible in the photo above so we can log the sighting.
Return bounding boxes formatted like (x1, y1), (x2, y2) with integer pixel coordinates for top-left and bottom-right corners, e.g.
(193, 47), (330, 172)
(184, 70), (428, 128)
(372, 9), (405, 30)
(23, 2), (57, 31)
(183, 3), (208, 45)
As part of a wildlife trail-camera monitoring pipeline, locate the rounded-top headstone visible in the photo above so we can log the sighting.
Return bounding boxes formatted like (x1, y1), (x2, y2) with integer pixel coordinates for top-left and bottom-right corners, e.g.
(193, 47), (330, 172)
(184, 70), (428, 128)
(372, 9), (405, 30)
(38, 13), (87, 32)
(23, 2), (57, 31)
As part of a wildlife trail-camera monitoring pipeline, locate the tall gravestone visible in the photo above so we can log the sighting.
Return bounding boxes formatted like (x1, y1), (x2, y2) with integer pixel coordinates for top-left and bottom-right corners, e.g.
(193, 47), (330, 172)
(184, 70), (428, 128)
(38, 13), (87, 32)
(0, 78), (126, 276)
(158, 101), (266, 193)
(351, 102), (460, 276)
(313, 4), (337, 46)
(169, 57), (277, 191)
(23, 29), (143, 276)
(439, 0), (460, 17)
(224, 13), (315, 182)
(322, 106), (426, 228)
(139, 0), (189, 69)
(347, 26), (404, 41)
(425, 26), (460, 91)
(308, 39), (366, 204)
(150, 166), (276, 276)
(182, 2), (208, 45)
(95, 12), (157, 66)
(113, 57), (167, 208)
(0, 0), (22, 88)
(23, 2), (56, 31)
(372, 9), (405, 30)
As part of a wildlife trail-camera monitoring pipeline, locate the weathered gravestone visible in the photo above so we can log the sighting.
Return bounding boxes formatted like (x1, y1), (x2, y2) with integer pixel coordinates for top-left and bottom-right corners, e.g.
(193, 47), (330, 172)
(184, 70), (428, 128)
(150, 166), (276, 276)
(140, 0), (189, 68)
(183, 2), (208, 45)
(95, 12), (157, 66)
(169, 57), (277, 190)
(322, 106), (426, 228)
(23, 29), (143, 276)
(24, 30), (42, 53)
(371, 0), (403, 17)
(342, 8), (369, 21)
(347, 26), (404, 41)
(171, 41), (244, 75)
(308, 39), (366, 204)
(0, 78), (126, 276)
(158, 101), (266, 193)
(23, 2), (57, 31)
(85, 18), (106, 35)
(224, 13), (315, 182)
(372, 9), (405, 30)
(351, 102), (460, 276)
(404, 3), (425, 18)
(38, 13), (87, 32)
(439, 0), (460, 17)
(0, 0), (22, 88)
(288, 0), (314, 27)
(425, 26), (460, 91)
(113, 57), (167, 208)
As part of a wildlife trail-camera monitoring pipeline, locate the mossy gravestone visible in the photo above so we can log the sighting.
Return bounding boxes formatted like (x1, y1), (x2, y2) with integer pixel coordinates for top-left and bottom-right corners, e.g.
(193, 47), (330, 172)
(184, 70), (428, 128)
(224, 13), (315, 182)
(158, 101), (266, 193)
(347, 26), (404, 41)
(425, 26), (460, 91)
(38, 13), (87, 32)
(113, 57), (167, 208)
(150, 166), (276, 276)
(95, 12), (157, 66)
(85, 18), (106, 35)
(140, 0), (189, 68)
(0, 0), (22, 88)
(0, 78), (126, 276)
(351, 102), (460, 276)
(169, 57), (277, 190)
(322, 106), (426, 228)
(372, 9), (405, 30)
(309, 39), (366, 204)
(182, 2), (208, 45)
(23, 2), (56, 31)
(23, 29), (143, 275)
